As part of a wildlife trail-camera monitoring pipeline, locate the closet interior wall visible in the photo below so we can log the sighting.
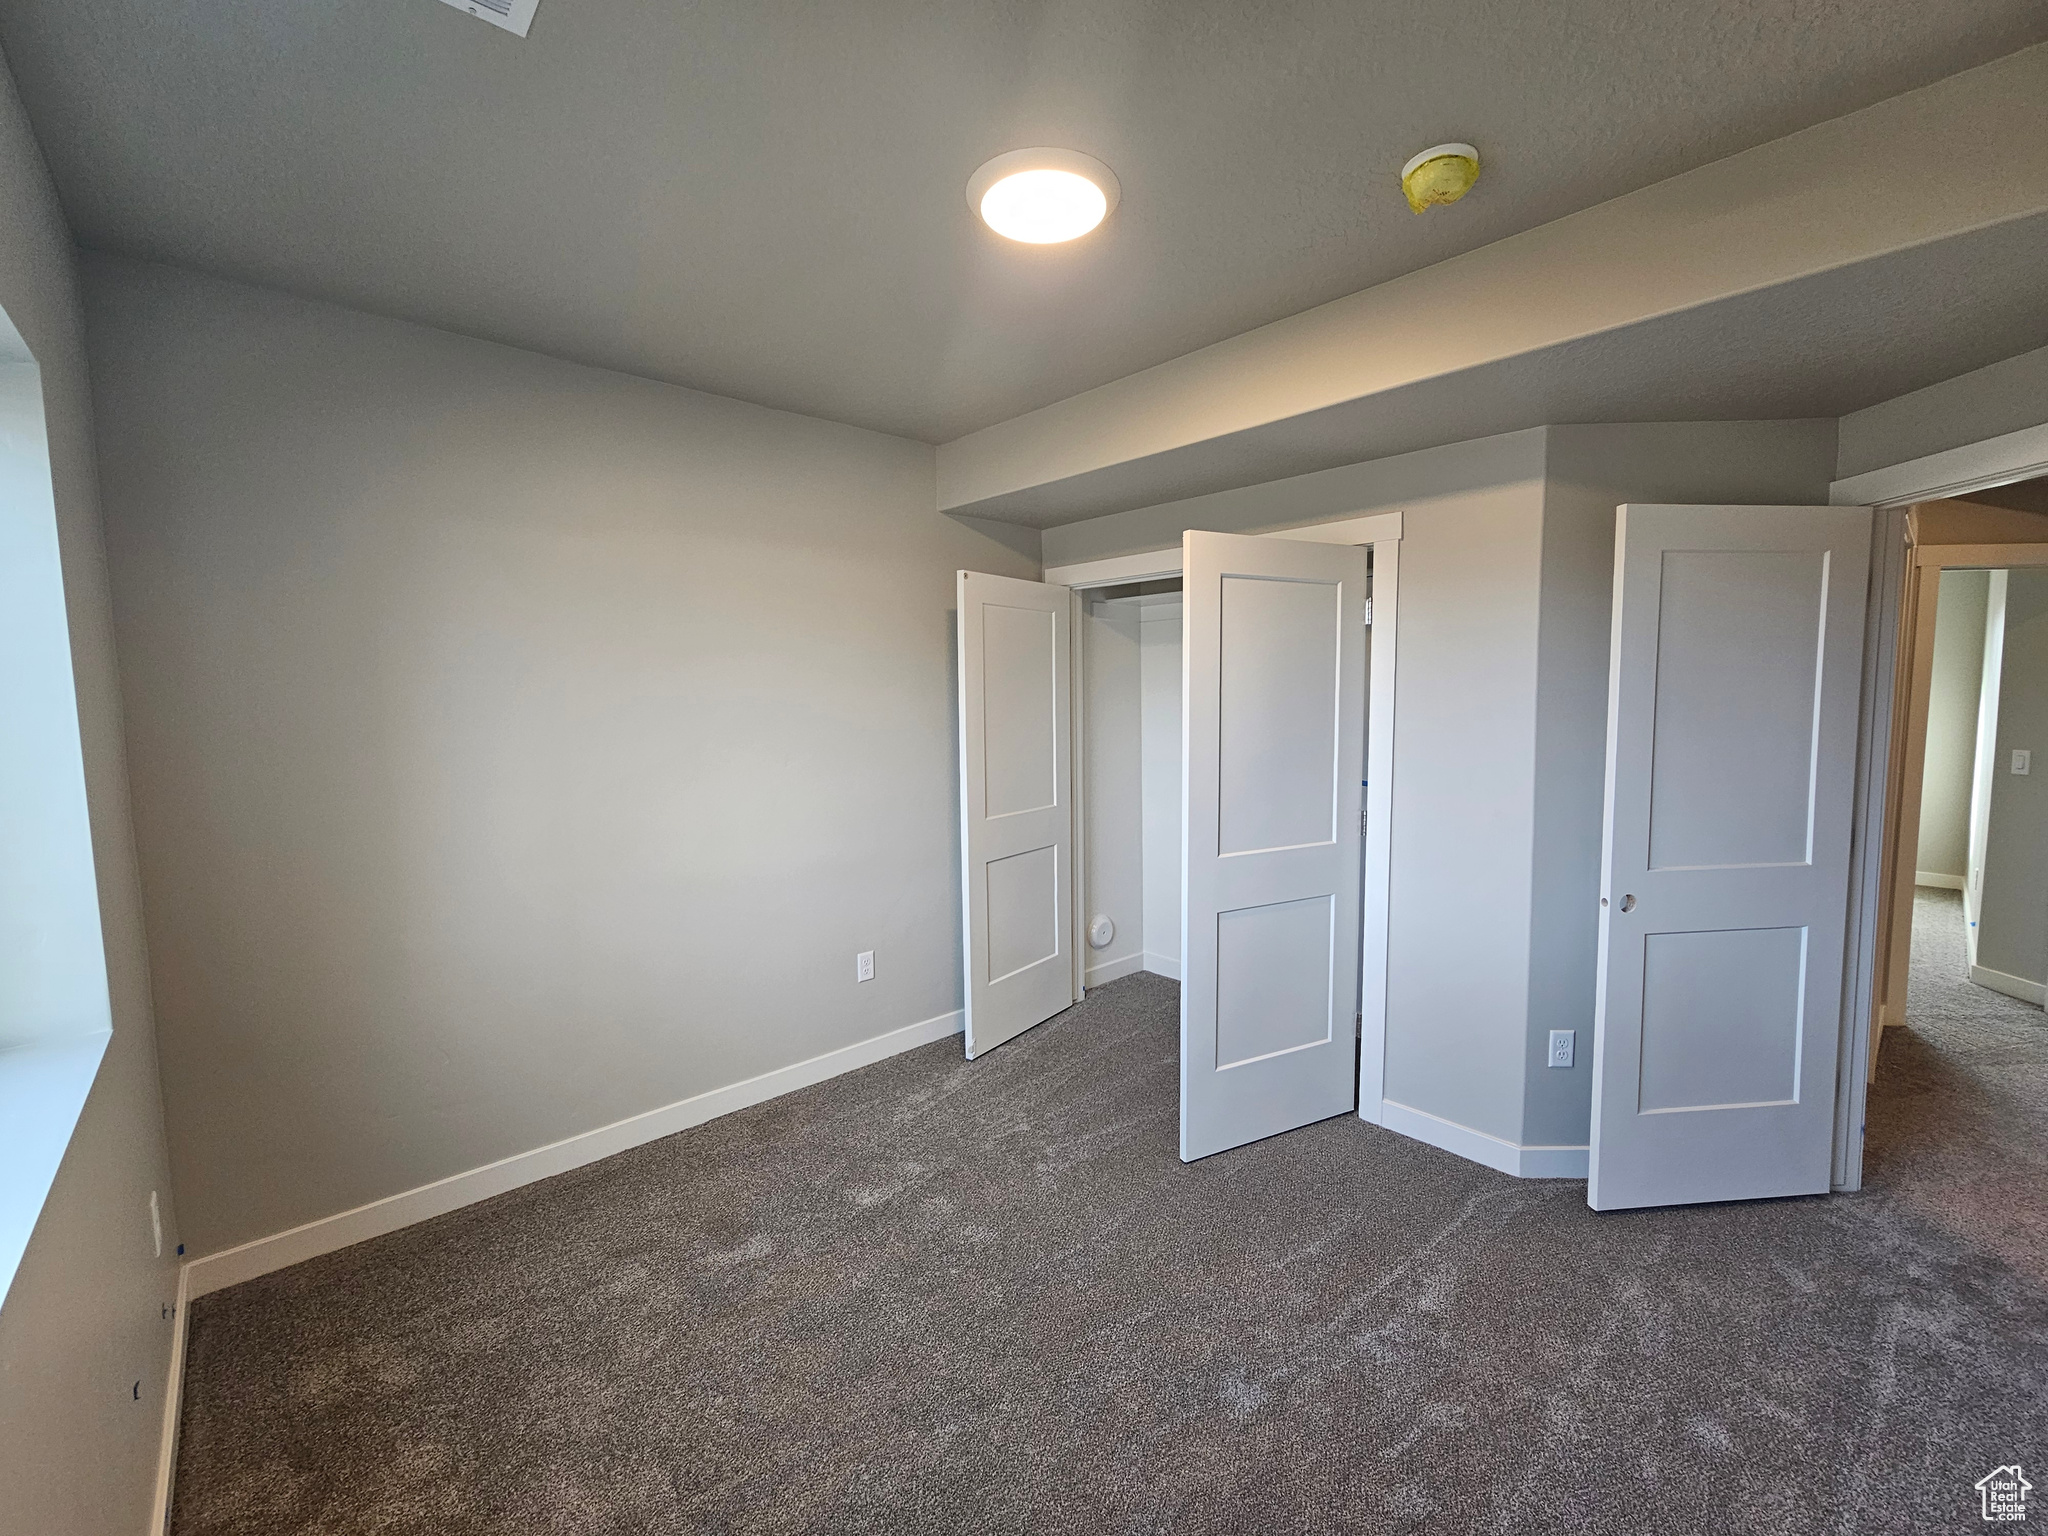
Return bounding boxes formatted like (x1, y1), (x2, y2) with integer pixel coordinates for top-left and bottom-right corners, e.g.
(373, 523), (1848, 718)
(1081, 585), (1182, 989)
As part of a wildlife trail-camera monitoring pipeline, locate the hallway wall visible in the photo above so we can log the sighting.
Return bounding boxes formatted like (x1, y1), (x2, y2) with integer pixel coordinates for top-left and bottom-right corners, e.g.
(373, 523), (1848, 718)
(1918, 569), (1991, 883)
(1975, 569), (2048, 993)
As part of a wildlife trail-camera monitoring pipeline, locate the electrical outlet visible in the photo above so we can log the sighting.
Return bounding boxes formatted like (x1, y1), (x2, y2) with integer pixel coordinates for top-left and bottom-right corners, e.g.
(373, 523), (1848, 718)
(855, 950), (875, 983)
(1548, 1029), (1575, 1069)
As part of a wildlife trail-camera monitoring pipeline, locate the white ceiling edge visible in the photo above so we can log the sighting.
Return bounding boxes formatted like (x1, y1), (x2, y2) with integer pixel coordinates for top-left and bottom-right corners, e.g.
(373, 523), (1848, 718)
(937, 42), (2048, 524)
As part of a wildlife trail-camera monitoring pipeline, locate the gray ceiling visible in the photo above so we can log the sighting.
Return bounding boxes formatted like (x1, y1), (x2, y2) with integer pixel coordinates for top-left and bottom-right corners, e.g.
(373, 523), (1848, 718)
(3, 1), (2045, 443)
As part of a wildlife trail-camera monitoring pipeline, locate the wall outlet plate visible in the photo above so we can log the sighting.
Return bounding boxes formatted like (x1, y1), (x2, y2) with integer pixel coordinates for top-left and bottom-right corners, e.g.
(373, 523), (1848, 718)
(855, 950), (875, 983)
(1548, 1029), (1575, 1068)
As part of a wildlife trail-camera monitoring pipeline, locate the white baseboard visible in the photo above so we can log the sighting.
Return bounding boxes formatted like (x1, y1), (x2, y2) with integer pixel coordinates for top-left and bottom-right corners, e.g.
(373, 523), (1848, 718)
(1914, 871), (1965, 891)
(1142, 953), (1181, 981)
(185, 1006), (965, 1298)
(150, 1261), (191, 1534)
(1969, 963), (2047, 1007)
(1379, 1098), (1589, 1180)
(1085, 951), (1147, 987)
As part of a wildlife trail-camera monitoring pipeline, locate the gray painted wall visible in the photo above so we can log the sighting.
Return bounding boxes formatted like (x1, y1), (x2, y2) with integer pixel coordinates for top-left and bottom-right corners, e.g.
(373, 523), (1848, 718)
(1138, 600), (1182, 978)
(1919, 570), (1991, 881)
(0, 53), (181, 1536)
(1966, 573), (2008, 944)
(1080, 595), (1144, 983)
(82, 254), (1040, 1257)
(1380, 453), (1550, 1143)
(1975, 569), (2048, 987)
(1836, 341), (2048, 480)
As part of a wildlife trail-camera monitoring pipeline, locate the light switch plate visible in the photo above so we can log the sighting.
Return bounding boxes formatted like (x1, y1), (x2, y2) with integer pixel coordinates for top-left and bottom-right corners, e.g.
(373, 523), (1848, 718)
(1548, 1029), (1575, 1068)
(2014, 749), (2032, 777)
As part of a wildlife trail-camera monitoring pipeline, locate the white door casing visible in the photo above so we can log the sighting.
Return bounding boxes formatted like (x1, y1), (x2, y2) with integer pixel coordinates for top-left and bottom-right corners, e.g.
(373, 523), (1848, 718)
(1589, 505), (1871, 1211)
(957, 571), (1076, 1058)
(1181, 531), (1368, 1161)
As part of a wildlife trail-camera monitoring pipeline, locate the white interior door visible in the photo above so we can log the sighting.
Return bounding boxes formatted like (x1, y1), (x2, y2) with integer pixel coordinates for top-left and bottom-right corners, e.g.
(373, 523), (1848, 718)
(1589, 504), (1871, 1210)
(1181, 531), (1367, 1160)
(957, 570), (1076, 1058)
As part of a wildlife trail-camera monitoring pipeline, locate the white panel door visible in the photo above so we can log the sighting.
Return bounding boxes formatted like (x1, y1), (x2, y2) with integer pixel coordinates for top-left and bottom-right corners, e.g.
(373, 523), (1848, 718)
(957, 570), (1076, 1058)
(1589, 505), (1871, 1210)
(1181, 532), (1367, 1160)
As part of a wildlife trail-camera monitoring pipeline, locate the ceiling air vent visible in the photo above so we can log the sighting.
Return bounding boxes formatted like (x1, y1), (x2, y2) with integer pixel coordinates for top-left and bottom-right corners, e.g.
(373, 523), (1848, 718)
(436, 0), (539, 37)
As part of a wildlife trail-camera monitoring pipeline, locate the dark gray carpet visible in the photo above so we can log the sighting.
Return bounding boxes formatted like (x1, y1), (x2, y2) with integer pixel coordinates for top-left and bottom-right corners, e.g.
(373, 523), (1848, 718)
(174, 903), (2048, 1535)
(1866, 889), (2048, 1279)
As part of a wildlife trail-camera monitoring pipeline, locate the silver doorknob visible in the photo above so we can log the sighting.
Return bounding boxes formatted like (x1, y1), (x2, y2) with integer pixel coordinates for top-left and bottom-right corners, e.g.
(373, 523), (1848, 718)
(1620, 894), (1636, 913)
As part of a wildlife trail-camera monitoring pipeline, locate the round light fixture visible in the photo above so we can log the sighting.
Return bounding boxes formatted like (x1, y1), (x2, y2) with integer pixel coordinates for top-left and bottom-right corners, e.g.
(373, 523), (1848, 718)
(968, 148), (1120, 244)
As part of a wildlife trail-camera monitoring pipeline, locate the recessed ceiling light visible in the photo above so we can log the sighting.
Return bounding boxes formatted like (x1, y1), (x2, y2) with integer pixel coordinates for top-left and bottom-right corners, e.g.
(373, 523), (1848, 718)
(967, 149), (1121, 244)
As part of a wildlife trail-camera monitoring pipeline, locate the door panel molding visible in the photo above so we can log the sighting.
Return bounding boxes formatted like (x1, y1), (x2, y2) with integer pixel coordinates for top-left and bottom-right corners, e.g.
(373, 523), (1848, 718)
(958, 570), (1076, 1058)
(1589, 505), (1871, 1211)
(1181, 531), (1366, 1160)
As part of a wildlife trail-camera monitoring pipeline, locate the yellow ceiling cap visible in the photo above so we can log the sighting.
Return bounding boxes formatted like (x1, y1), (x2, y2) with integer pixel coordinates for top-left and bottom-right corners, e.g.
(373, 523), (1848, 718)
(1401, 143), (1480, 213)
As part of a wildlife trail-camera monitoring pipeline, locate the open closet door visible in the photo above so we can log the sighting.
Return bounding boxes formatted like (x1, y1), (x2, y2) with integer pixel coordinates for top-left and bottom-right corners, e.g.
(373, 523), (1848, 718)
(957, 570), (1076, 1059)
(1181, 531), (1366, 1160)
(1588, 505), (1871, 1210)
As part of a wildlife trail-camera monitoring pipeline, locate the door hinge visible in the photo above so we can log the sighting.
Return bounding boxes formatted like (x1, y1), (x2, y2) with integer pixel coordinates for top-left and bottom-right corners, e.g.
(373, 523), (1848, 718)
(1361, 808), (1368, 836)
(1355, 1011), (1363, 1038)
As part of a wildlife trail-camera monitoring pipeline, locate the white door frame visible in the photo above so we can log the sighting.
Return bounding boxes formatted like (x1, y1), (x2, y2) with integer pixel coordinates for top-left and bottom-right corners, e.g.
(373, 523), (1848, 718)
(1829, 430), (2048, 1191)
(1048, 510), (1402, 1119)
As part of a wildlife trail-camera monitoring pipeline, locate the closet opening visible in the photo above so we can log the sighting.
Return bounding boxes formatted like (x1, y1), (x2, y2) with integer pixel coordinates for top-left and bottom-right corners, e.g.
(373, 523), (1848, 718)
(1075, 578), (1184, 992)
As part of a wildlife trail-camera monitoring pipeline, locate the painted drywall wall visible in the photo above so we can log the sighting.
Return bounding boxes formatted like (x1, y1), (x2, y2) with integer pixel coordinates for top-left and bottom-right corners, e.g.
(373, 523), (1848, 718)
(1966, 573), (2008, 948)
(1528, 423), (1838, 1147)
(1139, 600), (1182, 979)
(1081, 595), (1144, 985)
(1381, 463), (1550, 1145)
(1919, 570), (1991, 882)
(1837, 342), (2048, 480)
(0, 51), (182, 1536)
(1975, 569), (2048, 989)
(82, 253), (1041, 1257)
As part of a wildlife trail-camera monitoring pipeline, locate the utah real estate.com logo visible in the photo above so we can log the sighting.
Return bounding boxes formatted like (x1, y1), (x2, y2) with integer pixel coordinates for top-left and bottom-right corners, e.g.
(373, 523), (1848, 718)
(1978, 1465), (2031, 1523)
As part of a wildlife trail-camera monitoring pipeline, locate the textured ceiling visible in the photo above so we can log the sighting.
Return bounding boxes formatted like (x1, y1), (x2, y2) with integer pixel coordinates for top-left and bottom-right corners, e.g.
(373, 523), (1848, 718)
(2, 1), (2045, 442)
